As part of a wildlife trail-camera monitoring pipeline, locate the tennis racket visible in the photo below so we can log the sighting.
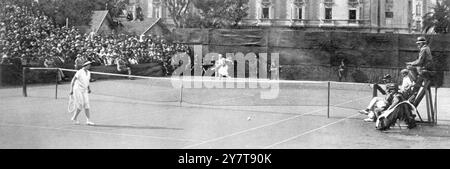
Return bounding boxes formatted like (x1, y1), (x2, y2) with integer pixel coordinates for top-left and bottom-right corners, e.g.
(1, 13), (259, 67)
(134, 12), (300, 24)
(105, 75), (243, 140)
(68, 94), (76, 113)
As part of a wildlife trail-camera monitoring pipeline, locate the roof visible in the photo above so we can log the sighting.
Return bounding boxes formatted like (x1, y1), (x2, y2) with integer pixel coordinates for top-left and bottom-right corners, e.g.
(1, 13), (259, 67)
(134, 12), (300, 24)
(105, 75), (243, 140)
(90, 10), (111, 33)
(142, 18), (162, 35)
(121, 18), (169, 35)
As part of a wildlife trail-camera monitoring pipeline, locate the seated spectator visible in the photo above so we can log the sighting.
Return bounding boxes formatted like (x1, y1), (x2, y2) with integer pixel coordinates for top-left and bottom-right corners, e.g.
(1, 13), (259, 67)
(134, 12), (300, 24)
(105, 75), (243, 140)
(44, 57), (67, 83)
(1, 52), (10, 64)
(129, 56), (139, 65)
(399, 69), (415, 101)
(375, 84), (417, 130)
(116, 55), (133, 80)
(359, 83), (404, 122)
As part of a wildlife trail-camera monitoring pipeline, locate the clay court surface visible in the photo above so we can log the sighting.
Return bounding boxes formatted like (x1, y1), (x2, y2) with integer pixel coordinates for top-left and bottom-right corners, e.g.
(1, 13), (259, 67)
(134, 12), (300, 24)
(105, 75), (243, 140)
(1, 79), (450, 149)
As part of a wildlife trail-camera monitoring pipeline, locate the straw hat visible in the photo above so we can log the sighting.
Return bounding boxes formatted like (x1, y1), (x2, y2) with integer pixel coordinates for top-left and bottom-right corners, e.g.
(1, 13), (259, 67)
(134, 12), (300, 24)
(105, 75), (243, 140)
(416, 37), (427, 44)
(400, 69), (409, 75)
(82, 61), (93, 67)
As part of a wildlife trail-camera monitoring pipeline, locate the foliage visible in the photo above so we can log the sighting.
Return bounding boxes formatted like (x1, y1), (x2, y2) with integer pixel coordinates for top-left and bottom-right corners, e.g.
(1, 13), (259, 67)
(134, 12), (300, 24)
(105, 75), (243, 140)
(32, 0), (127, 27)
(164, 0), (192, 28)
(37, 0), (93, 27)
(103, 0), (128, 18)
(422, 0), (450, 34)
(191, 0), (249, 28)
(183, 12), (204, 28)
(163, 0), (249, 28)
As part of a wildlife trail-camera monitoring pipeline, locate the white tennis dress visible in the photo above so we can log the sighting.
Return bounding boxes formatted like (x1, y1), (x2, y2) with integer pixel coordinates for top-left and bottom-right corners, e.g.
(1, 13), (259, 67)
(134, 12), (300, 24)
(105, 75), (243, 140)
(217, 58), (230, 77)
(73, 69), (91, 109)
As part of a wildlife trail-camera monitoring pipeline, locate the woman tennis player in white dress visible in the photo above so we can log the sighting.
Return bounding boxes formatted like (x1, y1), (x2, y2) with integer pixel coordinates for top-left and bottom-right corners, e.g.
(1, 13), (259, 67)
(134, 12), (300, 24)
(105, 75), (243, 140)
(216, 55), (232, 78)
(69, 61), (95, 126)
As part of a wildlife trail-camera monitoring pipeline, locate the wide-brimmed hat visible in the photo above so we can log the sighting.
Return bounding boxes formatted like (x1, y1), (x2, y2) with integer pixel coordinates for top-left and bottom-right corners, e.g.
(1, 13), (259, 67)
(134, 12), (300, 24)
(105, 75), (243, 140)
(82, 61), (93, 67)
(386, 83), (399, 91)
(382, 74), (392, 80)
(416, 37), (427, 44)
(400, 69), (409, 75)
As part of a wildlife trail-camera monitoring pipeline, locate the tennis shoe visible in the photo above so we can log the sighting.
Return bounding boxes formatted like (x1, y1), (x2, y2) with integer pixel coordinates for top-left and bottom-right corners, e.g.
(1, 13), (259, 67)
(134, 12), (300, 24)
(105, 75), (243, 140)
(364, 118), (375, 122)
(359, 109), (370, 115)
(86, 121), (95, 126)
(72, 119), (80, 125)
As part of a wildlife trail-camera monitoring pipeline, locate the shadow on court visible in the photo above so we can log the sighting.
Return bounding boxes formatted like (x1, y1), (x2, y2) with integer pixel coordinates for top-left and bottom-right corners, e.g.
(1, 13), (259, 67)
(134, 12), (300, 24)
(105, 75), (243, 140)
(93, 124), (184, 131)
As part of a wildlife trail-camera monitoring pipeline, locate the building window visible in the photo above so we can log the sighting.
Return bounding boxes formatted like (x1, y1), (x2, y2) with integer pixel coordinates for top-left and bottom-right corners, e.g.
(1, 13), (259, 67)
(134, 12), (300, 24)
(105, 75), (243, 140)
(153, 0), (162, 18)
(262, 7), (270, 19)
(323, 0), (333, 21)
(325, 8), (332, 20)
(293, 0), (305, 20)
(261, 0), (272, 19)
(416, 4), (422, 16)
(349, 9), (356, 20)
(385, 0), (394, 19)
(153, 7), (160, 18)
(385, 0), (394, 12)
(385, 12), (394, 18)
(298, 8), (303, 19)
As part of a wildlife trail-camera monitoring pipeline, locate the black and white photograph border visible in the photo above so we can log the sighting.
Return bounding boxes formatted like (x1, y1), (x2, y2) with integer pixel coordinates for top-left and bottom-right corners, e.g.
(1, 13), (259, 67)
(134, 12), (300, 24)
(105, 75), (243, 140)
(1, 0), (450, 152)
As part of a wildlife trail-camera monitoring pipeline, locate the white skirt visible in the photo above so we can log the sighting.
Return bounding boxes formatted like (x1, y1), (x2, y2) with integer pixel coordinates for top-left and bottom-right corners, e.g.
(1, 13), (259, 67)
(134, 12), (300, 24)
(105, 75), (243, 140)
(218, 65), (229, 76)
(73, 89), (90, 110)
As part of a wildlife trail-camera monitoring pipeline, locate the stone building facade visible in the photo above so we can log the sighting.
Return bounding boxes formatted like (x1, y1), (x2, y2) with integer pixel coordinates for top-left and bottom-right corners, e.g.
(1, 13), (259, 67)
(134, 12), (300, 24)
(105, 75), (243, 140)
(134, 0), (435, 34)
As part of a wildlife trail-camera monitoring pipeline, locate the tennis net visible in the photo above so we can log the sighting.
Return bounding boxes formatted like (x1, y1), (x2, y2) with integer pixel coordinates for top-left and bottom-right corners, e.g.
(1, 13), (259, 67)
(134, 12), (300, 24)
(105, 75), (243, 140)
(23, 68), (374, 117)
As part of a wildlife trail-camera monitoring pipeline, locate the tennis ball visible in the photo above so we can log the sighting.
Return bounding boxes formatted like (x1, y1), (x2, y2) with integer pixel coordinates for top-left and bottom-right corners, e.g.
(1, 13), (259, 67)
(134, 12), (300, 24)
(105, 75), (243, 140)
(247, 116), (252, 121)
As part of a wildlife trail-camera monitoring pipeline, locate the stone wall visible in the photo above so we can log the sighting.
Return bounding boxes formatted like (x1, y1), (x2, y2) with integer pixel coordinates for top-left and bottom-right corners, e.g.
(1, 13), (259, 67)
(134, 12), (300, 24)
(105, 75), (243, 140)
(172, 28), (450, 87)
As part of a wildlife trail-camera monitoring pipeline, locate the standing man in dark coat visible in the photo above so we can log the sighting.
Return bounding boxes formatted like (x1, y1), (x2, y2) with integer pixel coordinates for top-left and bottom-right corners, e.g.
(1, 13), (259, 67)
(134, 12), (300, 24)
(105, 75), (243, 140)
(406, 37), (433, 82)
(406, 37), (434, 101)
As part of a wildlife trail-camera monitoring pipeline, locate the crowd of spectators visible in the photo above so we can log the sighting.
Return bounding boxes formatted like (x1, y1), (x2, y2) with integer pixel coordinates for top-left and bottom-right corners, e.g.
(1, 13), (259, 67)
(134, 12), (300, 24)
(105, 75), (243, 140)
(1, 1), (191, 76)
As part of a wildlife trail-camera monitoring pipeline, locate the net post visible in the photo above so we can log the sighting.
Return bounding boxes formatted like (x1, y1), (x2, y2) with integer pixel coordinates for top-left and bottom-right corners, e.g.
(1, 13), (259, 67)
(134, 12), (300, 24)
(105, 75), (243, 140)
(327, 81), (331, 118)
(435, 87), (438, 125)
(22, 67), (28, 97)
(425, 87), (431, 123)
(55, 69), (59, 100)
(179, 78), (184, 107)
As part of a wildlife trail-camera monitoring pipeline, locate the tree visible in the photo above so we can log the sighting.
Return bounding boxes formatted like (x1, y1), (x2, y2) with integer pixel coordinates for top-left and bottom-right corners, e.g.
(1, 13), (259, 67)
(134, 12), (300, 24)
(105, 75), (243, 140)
(92, 0), (128, 18)
(36, 0), (129, 27)
(225, 0), (250, 27)
(109, 0), (128, 18)
(164, 0), (192, 28)
(191, 0), (249, 28)
(422, 0), (450, 34)
(37, 0), (99, 27)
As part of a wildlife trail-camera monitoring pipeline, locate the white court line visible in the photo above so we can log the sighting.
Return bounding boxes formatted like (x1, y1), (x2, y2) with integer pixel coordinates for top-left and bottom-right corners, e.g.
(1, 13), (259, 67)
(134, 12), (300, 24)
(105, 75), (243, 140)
(0, 99), (67, 112)
(263, 113), (361, 149)
(56, 91), (255, 129)
(182, 96), (370, 149)
(0, 123), (201, 143)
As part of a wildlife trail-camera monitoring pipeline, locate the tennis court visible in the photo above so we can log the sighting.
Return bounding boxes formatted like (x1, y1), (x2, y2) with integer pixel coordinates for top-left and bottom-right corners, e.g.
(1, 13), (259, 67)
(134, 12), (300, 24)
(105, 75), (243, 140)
(1, 71), (450, 149)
